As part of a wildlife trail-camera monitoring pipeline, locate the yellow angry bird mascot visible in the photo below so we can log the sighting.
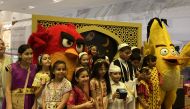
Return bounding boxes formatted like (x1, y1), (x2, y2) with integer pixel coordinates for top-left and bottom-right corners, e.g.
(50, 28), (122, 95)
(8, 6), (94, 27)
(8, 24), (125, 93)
(144, 18), (190, 109)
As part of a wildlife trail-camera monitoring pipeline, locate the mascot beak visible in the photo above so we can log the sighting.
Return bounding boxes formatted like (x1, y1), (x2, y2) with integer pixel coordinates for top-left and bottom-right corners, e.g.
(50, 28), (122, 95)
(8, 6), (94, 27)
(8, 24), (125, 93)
(65, 48), (78, 58)
(163, 56), (190, 65)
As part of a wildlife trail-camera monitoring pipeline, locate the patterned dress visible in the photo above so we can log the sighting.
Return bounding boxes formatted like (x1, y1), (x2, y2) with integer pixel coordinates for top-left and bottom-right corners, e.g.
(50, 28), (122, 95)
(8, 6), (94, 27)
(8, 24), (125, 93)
(32, 71), (50, 108)
(32, 71), (50, 87)
(2, 62), (37, 109)
(148, 67), (161, 109)
(90, 78), (108, 109)
(44, 78), (72, 109)
(136, 80), (152, 109)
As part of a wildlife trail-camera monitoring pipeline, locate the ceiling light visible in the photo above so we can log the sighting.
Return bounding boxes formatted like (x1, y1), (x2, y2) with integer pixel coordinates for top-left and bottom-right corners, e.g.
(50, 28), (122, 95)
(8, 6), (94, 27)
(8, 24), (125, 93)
(0, 1), (4, 4)
(53, 0), (63, 3)
(28, 6), (35, 9)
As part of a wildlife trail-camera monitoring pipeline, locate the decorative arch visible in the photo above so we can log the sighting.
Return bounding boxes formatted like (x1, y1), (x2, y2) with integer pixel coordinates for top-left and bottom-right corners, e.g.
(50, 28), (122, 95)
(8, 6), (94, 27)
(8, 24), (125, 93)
(77, 25), (122, 44)
(32, 14), (142, 60)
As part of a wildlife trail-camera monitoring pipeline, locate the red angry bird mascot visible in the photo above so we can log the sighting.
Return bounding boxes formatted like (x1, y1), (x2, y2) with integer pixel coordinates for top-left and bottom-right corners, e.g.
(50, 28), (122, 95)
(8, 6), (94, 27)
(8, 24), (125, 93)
(28, 24), (85, 80)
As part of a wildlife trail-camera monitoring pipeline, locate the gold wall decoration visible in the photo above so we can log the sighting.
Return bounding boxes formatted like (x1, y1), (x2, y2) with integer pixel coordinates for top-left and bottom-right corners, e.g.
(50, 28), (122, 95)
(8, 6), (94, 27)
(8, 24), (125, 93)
(32, 15), (142, 60)
(32, 15), (142, 47)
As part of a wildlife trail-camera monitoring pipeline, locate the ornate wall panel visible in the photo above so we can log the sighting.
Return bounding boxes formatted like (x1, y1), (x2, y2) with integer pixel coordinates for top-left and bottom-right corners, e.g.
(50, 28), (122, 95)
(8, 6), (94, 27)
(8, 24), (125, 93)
(32, 15), (142, 60)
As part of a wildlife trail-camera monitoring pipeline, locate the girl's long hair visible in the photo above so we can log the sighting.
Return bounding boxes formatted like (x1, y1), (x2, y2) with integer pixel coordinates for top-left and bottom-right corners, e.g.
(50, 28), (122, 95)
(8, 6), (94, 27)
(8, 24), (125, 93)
(91, 59), (111, 95)
(71, 67), (88, 87)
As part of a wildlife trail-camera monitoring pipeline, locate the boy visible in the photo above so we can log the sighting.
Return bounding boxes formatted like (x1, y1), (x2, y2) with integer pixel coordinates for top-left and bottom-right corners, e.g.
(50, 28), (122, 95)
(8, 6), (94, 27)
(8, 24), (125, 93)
(108, 65), (133, 109)
(109, 43), (137, 109)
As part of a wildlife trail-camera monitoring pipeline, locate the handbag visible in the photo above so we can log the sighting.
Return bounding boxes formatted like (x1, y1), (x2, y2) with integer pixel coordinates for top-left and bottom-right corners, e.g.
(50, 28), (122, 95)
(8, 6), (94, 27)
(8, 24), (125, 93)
(11, 67), (31, 109)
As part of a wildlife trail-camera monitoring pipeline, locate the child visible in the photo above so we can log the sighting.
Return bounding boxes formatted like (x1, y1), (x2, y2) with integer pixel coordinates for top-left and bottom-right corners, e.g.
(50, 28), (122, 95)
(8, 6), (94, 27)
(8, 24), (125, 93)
(108, 65), (133, 109)
(130, 53), (143, 80)
(142, 54), (161, 109)
(42, 60), (72, 109)
(136, 67), (152, 109)
(88, 45), (98, 70)
(78, 52), (90, 73)
(32, 54), (51, 109)
(88, 45), (98, 58)
(130, 53), (141, 72)
(90, 58), (111, 109)
(67, 67), (95, 109)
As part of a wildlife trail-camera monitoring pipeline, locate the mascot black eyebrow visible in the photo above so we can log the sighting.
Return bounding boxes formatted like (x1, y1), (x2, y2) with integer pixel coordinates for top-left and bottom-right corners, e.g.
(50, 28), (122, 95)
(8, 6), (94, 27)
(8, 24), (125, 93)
(28, 24), (85, 80)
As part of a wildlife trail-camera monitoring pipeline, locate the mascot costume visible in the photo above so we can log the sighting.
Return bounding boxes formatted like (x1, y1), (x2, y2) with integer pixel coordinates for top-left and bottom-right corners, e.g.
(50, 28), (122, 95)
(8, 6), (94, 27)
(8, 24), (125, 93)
(179, 41), (190, 69)
(144, 18), (190, 109)
(28, 24), (85, 80)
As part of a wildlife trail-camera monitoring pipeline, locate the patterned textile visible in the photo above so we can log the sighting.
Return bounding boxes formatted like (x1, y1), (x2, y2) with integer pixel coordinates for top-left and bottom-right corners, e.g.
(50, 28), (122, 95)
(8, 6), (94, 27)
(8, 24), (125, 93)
(111, 58), (135, 82)
(44, 78), (72, 109)
(32, 71), (50, 87)
(136, 80), (151, 109)
(32, 71), (50, 107)
(148, 67), (161, 109)
(90, 78), (108, 109)
(67, 86), (89, 106)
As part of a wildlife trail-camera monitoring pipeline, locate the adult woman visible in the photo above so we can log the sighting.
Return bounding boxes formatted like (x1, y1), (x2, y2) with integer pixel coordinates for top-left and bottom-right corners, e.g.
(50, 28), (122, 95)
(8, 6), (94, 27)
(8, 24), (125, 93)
(2, 44), (37, 109)
(0, 38), (12, 103)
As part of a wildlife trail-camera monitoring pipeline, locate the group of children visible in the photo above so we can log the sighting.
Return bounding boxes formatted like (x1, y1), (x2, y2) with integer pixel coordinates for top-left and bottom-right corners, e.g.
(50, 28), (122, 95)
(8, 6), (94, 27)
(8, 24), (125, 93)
(1, 43), (161, 109)
(32, 43), (161, 109)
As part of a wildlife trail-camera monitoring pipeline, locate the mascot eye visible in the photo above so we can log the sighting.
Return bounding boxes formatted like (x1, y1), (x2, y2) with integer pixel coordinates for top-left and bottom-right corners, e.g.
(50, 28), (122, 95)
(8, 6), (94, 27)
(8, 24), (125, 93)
(62, 38), (74, 48)
(76, 44), (84, 53)
(171, 49), (176, 55)
(160, 48), (169, 56)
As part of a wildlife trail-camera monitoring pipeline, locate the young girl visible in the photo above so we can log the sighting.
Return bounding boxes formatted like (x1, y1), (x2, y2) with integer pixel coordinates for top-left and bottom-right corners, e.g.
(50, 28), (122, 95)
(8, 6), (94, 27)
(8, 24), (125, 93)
(88, 45), (98, 70)
(142, 54), (161, 109)
(78, 52), (90, 74)
(90, 58), (111, 109)
(32, 54), (51, 109)
(88, 45), (98, 58)
(136, 67), (152, 109)
(42, 60), (72, 109)
(67, 67), (95, 109)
